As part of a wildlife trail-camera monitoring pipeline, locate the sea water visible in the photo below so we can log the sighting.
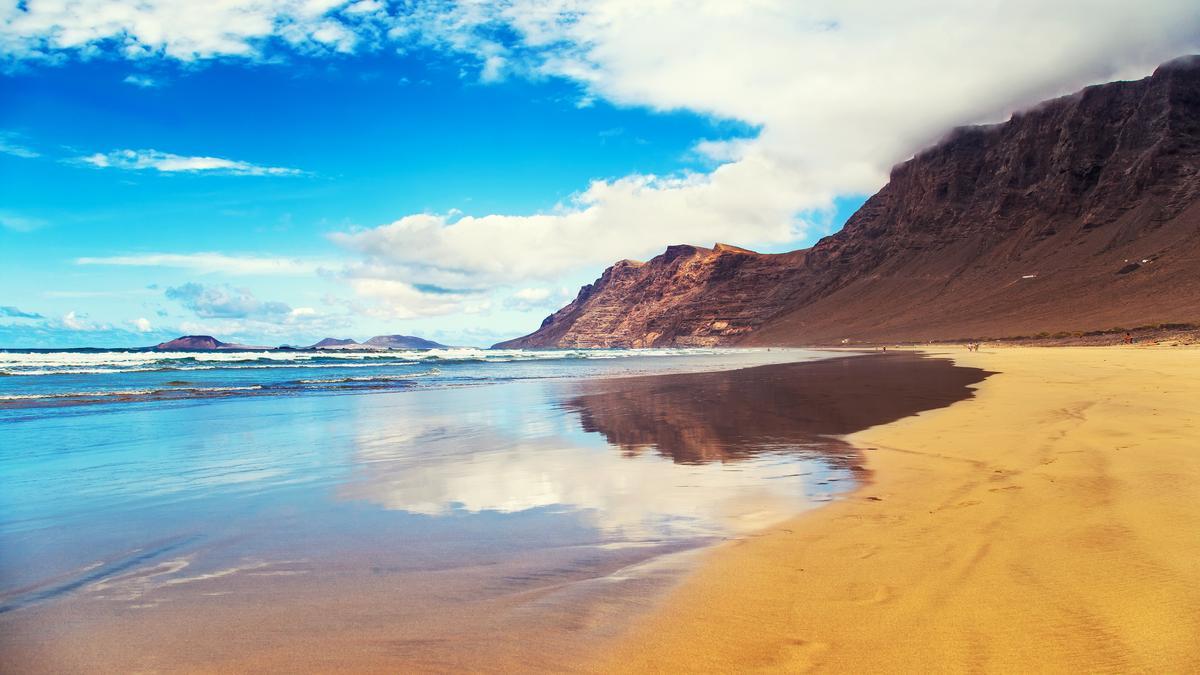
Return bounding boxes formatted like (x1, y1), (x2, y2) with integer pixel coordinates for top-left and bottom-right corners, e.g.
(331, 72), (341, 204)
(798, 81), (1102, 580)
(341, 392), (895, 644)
(0, 348), (864, 671)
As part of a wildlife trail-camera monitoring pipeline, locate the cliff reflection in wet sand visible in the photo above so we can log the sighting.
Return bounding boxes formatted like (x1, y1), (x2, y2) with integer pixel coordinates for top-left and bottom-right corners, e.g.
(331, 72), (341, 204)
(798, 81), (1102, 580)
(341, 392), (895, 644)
(0, 352), (991, 674)
(562, 353), (991, 466)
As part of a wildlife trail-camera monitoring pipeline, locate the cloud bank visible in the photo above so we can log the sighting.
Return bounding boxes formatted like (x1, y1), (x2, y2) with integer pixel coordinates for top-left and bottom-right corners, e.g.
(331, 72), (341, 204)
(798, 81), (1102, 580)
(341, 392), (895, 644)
(163, 282), (349, 341)
(0, 305), (44, 319)
(8, 1), (1199, 320)
(336, 0), (1200, 286)
(165, 282), (293, 319)
(0, 0), (372, 62)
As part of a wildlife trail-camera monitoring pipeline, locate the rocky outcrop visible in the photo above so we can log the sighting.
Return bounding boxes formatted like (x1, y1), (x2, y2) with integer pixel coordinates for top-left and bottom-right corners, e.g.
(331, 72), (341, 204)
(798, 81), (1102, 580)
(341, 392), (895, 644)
(154, 335), (261, 351)
(310, 337), (360, 349)
(497, 56), (1200, 348)
(362, 334), (446, 349)
(495, 244), (809, 348)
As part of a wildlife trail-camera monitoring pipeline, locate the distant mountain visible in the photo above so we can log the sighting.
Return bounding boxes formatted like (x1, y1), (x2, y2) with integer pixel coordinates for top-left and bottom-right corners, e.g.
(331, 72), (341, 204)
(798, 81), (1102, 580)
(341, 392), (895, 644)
(362, 334), (446, 349)
(309, 337), (361, 349)
(155, 335), (263, 351)
(496, 56), (1200, 347)
(154, 334), (447, 351)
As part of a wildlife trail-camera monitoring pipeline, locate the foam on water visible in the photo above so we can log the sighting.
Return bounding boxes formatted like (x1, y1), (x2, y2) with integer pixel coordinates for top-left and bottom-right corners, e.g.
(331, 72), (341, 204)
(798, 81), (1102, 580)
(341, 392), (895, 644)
(0, 347), (820, 411)
(0, 385), (266, 401)
(0, 347), (754, 375)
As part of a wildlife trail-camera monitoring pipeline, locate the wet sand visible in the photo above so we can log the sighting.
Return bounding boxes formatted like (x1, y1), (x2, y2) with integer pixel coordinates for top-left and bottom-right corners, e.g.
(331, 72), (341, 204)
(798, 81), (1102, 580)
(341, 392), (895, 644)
(607, 346), (1200, 672)
(0, 353), (987, 673)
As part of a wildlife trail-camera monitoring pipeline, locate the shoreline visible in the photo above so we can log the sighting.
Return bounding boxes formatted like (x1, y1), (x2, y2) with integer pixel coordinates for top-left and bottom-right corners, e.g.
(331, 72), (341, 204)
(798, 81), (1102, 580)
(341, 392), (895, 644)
(602, 346), (1200, 672)
(0, 351), (983, 674)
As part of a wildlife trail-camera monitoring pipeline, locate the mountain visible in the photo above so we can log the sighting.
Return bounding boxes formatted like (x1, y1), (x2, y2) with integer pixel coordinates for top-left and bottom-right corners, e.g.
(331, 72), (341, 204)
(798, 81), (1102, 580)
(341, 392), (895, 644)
(362, 334), (447, 349)
(309, 337), (362, 349)
(496, 56), (1200, 348)
(494, 244), (807, 348)
(154, 335), (262, 351)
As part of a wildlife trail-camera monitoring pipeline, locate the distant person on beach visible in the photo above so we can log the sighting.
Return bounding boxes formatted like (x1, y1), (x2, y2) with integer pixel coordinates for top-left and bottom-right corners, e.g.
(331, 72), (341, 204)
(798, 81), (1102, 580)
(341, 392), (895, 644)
(1123, 332), (1133, 345)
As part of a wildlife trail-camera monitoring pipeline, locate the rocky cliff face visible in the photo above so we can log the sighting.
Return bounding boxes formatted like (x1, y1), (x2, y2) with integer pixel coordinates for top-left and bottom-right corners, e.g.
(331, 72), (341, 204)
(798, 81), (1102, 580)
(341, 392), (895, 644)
(496, 244), (810, 348)
(497, 56), (1200, 348)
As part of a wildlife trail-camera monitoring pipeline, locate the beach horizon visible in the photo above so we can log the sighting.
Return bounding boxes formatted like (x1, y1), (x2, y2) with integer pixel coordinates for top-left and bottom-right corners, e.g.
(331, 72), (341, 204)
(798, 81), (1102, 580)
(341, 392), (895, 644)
(5, 11), (1198, 670)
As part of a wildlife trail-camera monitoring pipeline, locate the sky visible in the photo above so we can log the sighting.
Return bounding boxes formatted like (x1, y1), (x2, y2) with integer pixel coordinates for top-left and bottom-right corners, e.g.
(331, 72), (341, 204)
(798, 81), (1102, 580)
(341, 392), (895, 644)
(1, 1), (1197, 348)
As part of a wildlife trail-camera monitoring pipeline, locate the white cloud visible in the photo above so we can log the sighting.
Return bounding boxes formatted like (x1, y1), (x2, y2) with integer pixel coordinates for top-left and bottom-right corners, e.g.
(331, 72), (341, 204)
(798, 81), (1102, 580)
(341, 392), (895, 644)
(168, 306), (355, 344)
(78, 149), (304, 175)
(76, 252), (328, 276)
(73, 249), (475, 323)
(333, 165), (809, 283)
(0, 212), (46, 232)
(0, 0), (383, 62)
(122, 73), (159, 88)
(335, 1), (1200, 285)
(162, 283), (353, 342)
(344, 1), (383, 16)
(513, 287), (550, 302)
(503, 286), (573, 312)
(132, 317), (153, 332)
(0, 132), (39, 159)
(59, 310), (100, 331)
(346, 277), (490, 319)
(165, 282), (292, 319)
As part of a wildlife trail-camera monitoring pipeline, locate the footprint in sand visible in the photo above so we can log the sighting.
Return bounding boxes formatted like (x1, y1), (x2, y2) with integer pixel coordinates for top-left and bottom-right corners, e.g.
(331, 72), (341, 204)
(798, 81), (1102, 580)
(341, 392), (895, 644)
(846, 583), (893, 605)
(777, 638), (830, 672)
(851, 543), (880, 560)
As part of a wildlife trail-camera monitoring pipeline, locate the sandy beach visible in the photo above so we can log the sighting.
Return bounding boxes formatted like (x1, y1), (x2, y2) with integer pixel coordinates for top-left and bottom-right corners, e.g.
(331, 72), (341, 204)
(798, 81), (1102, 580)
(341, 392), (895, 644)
(607, 346), (1200, 672)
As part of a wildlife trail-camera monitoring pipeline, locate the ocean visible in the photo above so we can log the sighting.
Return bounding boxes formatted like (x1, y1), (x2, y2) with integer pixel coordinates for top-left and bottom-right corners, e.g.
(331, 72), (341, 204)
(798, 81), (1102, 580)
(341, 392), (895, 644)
(2, 347), (881, 670)
(0, 346), (816, 409)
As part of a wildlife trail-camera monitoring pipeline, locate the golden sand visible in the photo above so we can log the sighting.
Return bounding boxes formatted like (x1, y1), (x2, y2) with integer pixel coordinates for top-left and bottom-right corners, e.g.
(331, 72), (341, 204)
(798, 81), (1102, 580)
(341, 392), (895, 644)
(605, 347), (1200, 672)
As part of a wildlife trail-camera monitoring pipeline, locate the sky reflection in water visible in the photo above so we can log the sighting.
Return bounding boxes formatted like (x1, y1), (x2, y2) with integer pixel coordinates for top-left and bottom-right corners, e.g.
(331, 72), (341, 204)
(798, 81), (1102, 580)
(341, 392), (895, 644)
(0, 352), (855, 609)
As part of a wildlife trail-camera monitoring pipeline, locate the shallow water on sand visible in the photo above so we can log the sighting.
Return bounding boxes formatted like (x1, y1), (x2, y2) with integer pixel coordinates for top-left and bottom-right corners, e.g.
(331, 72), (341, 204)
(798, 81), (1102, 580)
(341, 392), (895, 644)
(0, 350), (982, 672)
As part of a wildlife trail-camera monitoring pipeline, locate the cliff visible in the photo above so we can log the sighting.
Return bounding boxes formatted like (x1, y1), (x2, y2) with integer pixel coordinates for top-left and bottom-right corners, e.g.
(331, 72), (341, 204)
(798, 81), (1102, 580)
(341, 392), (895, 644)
(496, 244), (809, 348)
(496, 56), (1200, 348)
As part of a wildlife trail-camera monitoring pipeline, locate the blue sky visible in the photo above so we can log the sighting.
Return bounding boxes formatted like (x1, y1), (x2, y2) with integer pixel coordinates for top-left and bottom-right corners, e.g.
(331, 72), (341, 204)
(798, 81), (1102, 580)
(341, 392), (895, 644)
(1, 1), (1194, 348)
(1, 47), (809, 348)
